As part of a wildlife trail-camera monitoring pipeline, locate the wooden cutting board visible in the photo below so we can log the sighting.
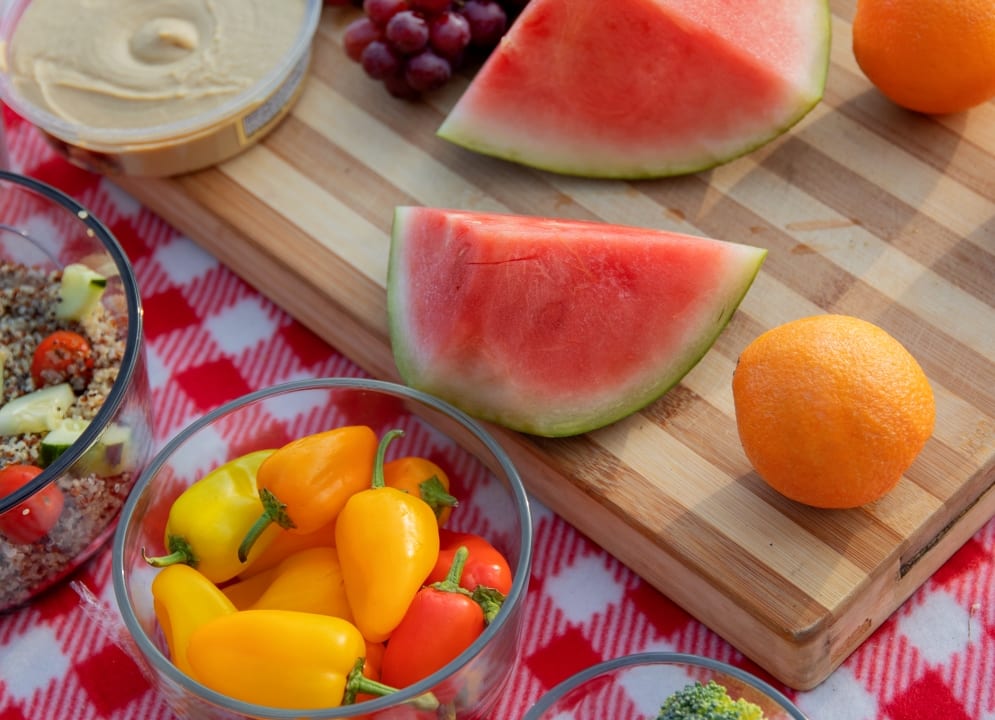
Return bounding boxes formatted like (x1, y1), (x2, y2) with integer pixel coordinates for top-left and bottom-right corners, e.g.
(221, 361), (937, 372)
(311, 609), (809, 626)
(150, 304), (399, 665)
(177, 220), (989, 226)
(114, 1), (995, 690)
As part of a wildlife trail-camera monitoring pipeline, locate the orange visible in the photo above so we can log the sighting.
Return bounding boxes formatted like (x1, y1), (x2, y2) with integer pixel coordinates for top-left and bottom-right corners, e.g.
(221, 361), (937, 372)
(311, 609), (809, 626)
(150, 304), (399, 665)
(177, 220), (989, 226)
(852, 0), (995, 115)
(731, 315), (935, 509)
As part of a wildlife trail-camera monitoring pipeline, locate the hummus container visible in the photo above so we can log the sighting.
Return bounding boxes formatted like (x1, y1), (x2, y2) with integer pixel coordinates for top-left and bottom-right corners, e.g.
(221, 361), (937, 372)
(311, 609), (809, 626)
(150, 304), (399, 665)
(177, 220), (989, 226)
(0, 0), (321, 177)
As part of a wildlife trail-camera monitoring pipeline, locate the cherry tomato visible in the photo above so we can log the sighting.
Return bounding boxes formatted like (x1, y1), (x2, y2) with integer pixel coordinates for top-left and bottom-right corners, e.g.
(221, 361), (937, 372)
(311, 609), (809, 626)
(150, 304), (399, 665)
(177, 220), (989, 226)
(0, 465), (65, 544)
(31, 330), (94, 389)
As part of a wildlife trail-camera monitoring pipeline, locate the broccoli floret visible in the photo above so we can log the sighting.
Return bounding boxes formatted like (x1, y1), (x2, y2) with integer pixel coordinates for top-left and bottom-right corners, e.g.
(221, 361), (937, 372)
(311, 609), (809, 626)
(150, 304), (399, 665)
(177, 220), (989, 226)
(656, 680), (766, 720)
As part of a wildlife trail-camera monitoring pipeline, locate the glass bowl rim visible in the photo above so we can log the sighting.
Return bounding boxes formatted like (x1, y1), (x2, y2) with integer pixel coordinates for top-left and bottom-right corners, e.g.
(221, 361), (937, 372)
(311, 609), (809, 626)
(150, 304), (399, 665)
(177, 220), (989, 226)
(524, 651), (807, 720)
(111, 376), (535, 719)
(0, 0), (322, 146)
(0, 169), (145, 513)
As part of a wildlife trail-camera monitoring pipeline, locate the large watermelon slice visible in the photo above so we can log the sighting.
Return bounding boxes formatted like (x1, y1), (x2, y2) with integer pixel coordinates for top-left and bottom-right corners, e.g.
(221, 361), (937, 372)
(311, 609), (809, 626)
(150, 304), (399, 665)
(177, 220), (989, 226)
(437, 0), (831, 178)
(387, 207), (767, 437)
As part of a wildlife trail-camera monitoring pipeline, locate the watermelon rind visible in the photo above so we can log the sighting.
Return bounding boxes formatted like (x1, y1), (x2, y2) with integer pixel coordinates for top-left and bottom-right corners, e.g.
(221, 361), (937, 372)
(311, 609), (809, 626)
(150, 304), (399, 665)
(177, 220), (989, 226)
(387, 207), (767, 438)
(437, 0), (832, 179)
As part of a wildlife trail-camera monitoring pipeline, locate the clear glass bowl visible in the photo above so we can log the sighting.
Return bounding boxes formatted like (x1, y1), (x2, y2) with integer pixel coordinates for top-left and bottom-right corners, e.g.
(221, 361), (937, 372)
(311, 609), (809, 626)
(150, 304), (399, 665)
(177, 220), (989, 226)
(112, 377), (534, 720)
(0, 170), (154, 612)
(524, 652), (807, 720)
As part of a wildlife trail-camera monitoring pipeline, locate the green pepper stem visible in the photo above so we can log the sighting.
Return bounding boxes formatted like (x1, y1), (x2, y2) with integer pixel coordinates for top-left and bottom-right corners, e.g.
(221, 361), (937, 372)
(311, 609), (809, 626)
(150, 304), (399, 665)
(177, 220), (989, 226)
(418, 475), (459, 518)
(472, 585), (506, 625)
(142, 535), (195, 569)
(372, 429), (405, 490)
(237, 488), (295, 563)
(433, 545), (472, 595)
(342, 657), (439, 711)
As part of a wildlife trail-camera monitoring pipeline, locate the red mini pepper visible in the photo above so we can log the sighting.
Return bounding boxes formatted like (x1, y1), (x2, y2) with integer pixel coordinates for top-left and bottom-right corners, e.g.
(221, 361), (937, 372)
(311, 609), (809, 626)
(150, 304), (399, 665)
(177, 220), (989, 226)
(426, 528), (513, 596)
(380, 546), (485, 689)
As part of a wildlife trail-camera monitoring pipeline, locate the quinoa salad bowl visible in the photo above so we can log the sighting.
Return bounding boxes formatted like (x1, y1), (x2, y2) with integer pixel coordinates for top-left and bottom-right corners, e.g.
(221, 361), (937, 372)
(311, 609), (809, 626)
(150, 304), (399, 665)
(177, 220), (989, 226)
(0, 170), (153, 612)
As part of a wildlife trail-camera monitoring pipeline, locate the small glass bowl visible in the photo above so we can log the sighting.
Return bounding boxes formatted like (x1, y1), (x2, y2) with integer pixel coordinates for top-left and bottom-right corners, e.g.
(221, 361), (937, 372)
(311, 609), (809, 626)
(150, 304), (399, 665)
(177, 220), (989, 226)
(112, 377), (534, 720)
(0, 170), (154, 612)
(524, 652), (806, 720)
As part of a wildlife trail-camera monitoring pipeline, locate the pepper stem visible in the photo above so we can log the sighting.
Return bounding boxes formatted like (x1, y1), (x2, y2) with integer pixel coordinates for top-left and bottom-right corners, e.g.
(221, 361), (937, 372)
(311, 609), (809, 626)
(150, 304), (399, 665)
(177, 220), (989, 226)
(433, 545), (472, 595)
(372, 429), (405, 490)
(342, 657), (439, 711)
(237, 488), (296, 563)
(431, 546), (505, 622)
(142, 535), (195, 569)
(418, 475), (460, 519)
(472, 585), (506, 625)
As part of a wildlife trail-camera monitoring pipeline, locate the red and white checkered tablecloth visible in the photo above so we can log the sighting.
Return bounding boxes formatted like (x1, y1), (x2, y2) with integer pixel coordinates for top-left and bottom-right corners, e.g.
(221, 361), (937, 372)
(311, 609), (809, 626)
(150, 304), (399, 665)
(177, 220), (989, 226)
(2, 106), (995, 720)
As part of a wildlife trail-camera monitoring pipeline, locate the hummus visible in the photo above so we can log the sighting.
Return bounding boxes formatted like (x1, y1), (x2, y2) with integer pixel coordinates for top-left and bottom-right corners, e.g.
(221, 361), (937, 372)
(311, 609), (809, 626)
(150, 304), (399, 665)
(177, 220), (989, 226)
(6, 0), (308, 132)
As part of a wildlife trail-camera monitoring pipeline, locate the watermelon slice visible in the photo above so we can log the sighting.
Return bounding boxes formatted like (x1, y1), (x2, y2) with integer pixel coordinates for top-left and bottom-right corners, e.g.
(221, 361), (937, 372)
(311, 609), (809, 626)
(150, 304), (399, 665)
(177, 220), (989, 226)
(387, 207), (767, 437)
(437, 0), (831, 178)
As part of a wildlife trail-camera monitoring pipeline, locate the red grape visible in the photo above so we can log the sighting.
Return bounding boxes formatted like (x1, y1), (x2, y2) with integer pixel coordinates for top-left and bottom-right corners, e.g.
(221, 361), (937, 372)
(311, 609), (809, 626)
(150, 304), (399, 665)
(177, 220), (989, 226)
(364, 0), (408, 26)
(383, 72), (421, 100)
(405, 50), (452, 93)
(409, 0), (451, 11)
(361, 40), (402, 79)
(460, 0), (507, 48)
(343, 17), (383, 62)
(385, 10), (430, 54)
(429, 11), (471, 62)
(345, 0), (528, 99)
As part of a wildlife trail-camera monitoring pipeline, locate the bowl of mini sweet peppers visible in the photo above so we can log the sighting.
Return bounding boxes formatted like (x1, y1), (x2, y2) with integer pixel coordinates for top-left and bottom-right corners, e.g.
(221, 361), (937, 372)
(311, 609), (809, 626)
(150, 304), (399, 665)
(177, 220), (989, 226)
(111, 377), (533, 720)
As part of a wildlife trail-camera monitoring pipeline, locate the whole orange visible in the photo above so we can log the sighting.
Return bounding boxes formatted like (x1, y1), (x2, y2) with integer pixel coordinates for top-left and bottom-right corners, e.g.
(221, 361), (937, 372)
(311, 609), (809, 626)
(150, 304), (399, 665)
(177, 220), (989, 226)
(851, 0), (995, 114)
(732, 315), (935, 509)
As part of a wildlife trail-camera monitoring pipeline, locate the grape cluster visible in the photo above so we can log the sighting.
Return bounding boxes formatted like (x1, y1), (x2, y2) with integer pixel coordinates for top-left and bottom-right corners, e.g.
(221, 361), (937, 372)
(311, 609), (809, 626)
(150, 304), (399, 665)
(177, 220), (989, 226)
(340, 0), (529, 99)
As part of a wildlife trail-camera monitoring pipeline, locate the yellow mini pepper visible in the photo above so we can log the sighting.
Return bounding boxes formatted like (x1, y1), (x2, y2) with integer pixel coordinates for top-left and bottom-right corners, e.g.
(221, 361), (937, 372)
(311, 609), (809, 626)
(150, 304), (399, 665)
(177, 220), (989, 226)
(185, 609), (434, 710)
(335, 429), (441, 643)
(145, 450), (280, 583)
(249, 545), (353, 621)
(151, 563), (236, 677)
(238, 426), (378, 562)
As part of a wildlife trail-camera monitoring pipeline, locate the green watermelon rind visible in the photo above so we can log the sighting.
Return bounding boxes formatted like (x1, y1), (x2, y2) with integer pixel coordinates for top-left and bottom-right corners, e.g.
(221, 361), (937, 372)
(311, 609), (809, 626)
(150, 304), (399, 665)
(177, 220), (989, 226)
(436, 0), (832, 180)
(387, 208), (768, 438)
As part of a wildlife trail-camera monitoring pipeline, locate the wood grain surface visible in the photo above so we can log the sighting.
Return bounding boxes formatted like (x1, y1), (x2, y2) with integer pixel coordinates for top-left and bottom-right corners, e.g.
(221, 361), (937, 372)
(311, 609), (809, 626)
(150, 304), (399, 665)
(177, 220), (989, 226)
(114, 0), (995, 690)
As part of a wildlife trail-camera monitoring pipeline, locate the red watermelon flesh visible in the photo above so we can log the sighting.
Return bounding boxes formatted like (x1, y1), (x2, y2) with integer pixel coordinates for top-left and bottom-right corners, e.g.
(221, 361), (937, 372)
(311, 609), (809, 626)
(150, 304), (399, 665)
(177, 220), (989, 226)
(437, 0), (831, 178)
(387, 207), (767, 437)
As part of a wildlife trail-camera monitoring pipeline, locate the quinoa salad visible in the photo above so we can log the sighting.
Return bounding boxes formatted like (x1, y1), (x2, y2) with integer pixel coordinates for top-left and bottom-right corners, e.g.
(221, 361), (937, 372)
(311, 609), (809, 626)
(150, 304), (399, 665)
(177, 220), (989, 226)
(0, 260), (134, 610)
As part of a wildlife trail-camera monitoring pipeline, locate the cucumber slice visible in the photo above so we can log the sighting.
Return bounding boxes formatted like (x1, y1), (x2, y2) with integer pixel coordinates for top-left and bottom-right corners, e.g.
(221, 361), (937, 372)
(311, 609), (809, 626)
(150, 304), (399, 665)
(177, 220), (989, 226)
(0, 383), (75, 435)
(85, 422), (133, 476)
(55, 263), (107, 321)
(40, 417), (88, 467)
(40, 418), (134, 476)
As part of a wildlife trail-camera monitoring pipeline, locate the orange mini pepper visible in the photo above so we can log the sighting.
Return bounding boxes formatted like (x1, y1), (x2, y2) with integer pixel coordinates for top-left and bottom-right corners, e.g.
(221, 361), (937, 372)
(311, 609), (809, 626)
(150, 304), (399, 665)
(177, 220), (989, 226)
(356, 640), (387, 704)
(335, 429), (441, 643)
(221, 566), (278, 610)
(238, 426), (378, 562)
(382, 456), (459, 526)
